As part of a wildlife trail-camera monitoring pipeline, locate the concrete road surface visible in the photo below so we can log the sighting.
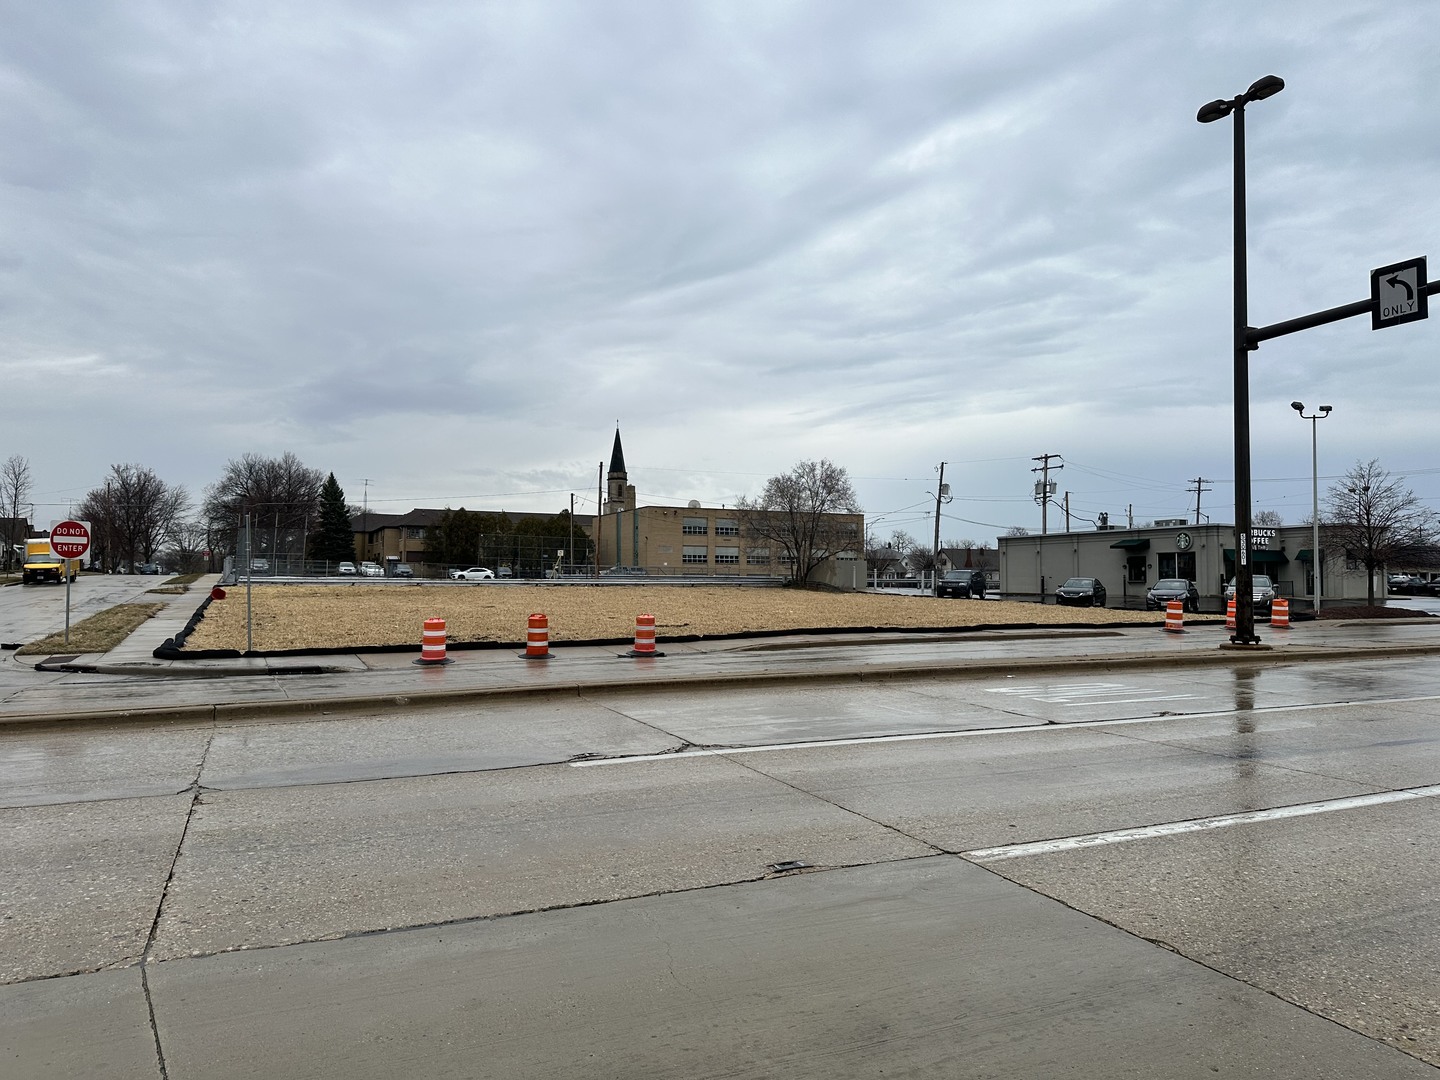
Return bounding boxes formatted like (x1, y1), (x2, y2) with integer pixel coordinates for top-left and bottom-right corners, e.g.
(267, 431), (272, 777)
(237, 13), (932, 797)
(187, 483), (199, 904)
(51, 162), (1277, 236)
(4, 655), (1440, 1076)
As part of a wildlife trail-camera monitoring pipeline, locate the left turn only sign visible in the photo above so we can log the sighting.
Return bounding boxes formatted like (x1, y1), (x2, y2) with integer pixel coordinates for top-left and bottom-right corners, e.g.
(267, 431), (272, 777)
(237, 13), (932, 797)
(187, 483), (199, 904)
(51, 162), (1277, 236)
(1372, 256), (1428, 330)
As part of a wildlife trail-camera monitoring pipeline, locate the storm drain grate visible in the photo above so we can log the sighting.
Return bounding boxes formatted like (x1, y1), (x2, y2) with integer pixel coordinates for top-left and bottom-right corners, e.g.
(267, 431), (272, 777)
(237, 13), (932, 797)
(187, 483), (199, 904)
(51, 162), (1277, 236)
(768, 860), (809, 873)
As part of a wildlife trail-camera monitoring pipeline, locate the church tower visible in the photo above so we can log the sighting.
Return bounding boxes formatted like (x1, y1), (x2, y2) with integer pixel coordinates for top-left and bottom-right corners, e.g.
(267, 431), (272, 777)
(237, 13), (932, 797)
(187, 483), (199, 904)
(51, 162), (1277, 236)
(604, 428), (635, 515)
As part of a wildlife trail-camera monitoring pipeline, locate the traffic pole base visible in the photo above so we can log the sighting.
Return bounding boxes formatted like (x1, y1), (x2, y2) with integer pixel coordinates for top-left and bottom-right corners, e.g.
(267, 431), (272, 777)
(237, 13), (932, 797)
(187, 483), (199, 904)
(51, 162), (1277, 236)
(412, 657), (454, 666)
(621, 650), (666, 658)
(1218, 641), (1273, 651)
(519, 651), (552, 660)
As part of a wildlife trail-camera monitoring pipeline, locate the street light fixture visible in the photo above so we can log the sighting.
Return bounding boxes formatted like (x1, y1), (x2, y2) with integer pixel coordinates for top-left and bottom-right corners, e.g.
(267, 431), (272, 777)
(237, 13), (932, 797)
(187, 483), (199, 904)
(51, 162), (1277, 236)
(1291, 401), (1332, 611)
(1197, 74), (1285, 646)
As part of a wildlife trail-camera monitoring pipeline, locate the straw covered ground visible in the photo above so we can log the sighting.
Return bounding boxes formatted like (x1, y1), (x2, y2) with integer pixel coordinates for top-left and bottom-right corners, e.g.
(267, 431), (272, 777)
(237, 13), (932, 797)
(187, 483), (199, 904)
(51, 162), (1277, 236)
(180, 583), (1167, 652)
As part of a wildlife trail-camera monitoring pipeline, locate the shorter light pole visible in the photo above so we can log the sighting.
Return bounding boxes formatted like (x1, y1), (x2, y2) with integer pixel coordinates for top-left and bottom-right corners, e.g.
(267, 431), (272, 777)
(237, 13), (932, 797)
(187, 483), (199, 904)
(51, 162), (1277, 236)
(1291, 401), (1332, 610)
(929, 462), (950, 597)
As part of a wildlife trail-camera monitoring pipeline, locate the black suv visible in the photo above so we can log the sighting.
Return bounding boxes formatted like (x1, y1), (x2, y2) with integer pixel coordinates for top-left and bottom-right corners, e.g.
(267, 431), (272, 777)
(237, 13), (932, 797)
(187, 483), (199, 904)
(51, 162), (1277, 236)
(936, 569), (988, 599)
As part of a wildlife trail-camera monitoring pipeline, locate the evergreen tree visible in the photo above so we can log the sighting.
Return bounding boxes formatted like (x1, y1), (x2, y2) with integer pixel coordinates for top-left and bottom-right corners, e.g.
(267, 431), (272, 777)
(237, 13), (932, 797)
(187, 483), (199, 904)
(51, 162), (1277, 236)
(311, 473), (355, 565)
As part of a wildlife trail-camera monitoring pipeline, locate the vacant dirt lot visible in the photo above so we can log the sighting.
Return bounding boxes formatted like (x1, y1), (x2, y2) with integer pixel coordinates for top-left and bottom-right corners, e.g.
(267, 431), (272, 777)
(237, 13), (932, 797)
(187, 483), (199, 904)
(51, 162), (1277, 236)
(181, 583), (1167, 652)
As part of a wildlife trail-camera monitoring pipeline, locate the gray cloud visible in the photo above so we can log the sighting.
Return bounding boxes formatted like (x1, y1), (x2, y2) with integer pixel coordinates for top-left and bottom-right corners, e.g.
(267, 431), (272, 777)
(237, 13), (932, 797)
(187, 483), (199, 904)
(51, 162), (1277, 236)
(3, 1), (1439, 531)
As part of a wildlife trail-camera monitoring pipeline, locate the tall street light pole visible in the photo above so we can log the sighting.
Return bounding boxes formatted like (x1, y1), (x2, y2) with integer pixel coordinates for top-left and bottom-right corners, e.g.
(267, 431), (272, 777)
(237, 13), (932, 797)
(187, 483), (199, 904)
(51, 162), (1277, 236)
(1198, 74), (1285, 646)
(1291, 401), (1332, 610)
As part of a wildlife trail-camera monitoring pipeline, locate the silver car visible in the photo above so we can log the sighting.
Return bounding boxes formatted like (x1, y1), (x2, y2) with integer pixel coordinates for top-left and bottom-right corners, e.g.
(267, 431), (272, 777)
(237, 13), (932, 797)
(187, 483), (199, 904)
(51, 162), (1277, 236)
(1224, 574), (1276, 614)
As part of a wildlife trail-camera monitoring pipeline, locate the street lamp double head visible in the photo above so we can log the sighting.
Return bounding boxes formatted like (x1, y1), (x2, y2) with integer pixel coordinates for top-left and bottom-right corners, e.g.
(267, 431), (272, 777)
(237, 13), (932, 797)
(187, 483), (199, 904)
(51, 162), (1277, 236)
(1196, 75), (1286, 124)
(1291, 401), (1333, 611)
(1197, 73), (1285, 647)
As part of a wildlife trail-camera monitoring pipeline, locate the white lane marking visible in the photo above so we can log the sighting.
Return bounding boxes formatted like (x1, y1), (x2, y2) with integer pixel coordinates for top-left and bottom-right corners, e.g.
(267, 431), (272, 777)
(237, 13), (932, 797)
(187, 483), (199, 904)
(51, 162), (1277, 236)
(1054, 695), (1197, 706)
(966, 784), (1440, 863)
(987, 682), (1197, 706)
(987, 682), (1131, 693)
(570, 691), (1440, 768)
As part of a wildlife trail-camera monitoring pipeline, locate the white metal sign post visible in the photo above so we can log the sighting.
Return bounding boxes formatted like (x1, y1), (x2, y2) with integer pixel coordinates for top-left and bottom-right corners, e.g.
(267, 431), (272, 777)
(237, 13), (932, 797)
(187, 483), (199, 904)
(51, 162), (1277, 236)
(49, 519), (91, 645)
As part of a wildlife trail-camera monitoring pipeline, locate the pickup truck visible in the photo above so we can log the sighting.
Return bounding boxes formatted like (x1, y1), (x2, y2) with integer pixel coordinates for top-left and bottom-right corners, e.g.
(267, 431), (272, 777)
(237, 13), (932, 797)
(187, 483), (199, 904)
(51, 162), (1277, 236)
(449, 567), (495, 581)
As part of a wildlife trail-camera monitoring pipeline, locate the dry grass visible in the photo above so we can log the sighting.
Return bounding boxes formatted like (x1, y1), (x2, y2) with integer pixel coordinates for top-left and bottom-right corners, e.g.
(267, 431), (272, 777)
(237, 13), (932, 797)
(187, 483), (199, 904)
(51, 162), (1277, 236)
(18, 603), (166, 655)
(181, 583), (1166, 652)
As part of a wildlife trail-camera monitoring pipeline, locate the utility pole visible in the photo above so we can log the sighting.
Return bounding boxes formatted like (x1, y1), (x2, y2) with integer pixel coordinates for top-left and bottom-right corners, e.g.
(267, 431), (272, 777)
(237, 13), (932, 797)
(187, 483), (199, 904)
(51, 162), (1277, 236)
(1063, 491), (1071, 531)
(569, 493), (575, 575)
(1031, 454), (1063, 535)
(931, 462), (950, 597)
(1188, 477), (1213, 526)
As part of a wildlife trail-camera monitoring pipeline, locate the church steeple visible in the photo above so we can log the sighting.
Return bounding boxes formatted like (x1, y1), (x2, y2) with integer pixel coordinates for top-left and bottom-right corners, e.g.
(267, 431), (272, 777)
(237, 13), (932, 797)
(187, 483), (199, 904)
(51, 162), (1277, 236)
(605, 428), (633, 514)
(608, 428), (626, 476)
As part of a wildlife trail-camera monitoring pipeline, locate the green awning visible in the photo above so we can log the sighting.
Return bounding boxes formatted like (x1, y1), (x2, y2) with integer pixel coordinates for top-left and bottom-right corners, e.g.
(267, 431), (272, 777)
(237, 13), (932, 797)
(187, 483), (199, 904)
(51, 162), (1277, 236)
(1223, 548), (1289, 565)
(1296, 548), (1312, 562)
(1109, 538), (1150, 551)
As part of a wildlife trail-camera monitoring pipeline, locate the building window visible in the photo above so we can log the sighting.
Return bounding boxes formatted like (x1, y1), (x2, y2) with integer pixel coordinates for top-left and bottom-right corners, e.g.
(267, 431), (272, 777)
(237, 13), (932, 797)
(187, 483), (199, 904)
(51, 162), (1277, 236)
(747, 547), (770, 565)
(682, 545), (708, 564)
(715, 518), (740, 537)
(715, 547), (739, 565)
(682, 517), (708, 535)
(406, 527), (425, 539)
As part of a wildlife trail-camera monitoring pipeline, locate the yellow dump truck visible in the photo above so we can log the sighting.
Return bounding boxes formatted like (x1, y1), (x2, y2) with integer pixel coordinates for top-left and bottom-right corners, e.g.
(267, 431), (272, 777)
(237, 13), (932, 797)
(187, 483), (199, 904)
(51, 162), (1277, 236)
(22, 537), (80, 585)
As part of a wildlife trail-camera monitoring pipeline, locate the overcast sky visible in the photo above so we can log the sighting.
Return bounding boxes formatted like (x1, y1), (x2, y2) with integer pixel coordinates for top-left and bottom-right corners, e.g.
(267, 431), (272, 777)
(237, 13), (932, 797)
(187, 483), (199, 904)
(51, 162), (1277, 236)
(5, 1), (1439, 543)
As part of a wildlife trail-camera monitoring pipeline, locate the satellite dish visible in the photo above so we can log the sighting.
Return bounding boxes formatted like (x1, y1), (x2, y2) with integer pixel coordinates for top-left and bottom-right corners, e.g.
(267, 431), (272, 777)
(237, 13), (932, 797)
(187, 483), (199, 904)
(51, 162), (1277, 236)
(688, 500), (701, 508)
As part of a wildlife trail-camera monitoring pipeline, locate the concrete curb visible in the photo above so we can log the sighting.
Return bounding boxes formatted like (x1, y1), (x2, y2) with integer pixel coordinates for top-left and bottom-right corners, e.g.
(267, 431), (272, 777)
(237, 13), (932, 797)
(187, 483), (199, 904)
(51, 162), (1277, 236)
(6, 638), (1440, 730)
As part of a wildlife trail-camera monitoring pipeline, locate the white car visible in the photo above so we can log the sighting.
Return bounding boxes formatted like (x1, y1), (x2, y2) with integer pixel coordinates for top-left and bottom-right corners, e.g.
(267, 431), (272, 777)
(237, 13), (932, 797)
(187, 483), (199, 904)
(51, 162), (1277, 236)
(450, 567), (495, 581)
(359, 561), (384, 577)
(337, 561), (357, 575)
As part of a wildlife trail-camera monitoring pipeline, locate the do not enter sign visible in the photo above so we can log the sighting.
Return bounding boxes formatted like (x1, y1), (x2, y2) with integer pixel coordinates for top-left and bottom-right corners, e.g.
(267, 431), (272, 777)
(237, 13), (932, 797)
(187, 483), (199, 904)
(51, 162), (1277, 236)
(50, 519), (91, 559)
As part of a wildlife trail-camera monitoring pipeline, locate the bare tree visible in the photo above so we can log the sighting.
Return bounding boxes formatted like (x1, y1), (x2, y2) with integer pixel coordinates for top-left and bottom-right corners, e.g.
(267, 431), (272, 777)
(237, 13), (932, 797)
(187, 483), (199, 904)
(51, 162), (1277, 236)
(900, 529), (938, 574)
(1254, 509), (1284, 528)
(735, 459), (861, 586)
(77, 464), (191, 571)
(1323, 459), (1438, 605)
(202, 452), (325, 563)
(1004, 525), (1031, 537)
(0, 454), (32, 571)
(863, 530), (897, 577)
(160, 519), (210, 573)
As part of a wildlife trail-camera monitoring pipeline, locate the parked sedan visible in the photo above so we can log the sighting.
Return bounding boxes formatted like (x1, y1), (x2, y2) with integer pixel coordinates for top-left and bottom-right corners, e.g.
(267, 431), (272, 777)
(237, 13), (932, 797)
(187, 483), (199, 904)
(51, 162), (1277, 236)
(1145, 578), (1199, 612)
(359, 561), (384, 577)
(392, 563), (414, 578)
(1055, 577), (1106, 607)
(337, 561), (356, 575)
(1387, 575), (1428, 595)
(450, 566), (495, 580)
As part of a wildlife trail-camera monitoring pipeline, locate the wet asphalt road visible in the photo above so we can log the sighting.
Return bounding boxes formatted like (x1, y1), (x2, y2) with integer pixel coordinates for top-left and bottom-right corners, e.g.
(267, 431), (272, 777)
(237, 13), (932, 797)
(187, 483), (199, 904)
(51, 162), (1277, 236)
(0, 575), (164, 647)
(3, 654), (1440, 1077)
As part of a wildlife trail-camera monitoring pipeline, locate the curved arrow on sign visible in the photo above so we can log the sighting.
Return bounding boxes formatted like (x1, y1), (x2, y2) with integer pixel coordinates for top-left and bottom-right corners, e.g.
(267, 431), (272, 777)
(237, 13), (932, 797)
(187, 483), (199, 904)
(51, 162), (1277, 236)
(1386, 274), (1415, 302)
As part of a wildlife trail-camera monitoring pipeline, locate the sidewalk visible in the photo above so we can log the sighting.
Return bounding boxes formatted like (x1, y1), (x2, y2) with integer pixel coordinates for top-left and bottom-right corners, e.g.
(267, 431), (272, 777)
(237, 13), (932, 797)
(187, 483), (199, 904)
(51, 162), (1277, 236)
(4, 574), (1440, 726)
